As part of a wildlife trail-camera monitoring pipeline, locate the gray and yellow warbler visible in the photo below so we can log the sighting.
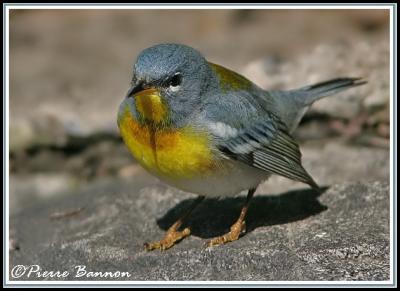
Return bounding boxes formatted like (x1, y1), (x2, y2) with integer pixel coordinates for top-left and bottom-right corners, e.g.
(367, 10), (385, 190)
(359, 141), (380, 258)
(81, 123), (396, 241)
(117, 43), (365, 250)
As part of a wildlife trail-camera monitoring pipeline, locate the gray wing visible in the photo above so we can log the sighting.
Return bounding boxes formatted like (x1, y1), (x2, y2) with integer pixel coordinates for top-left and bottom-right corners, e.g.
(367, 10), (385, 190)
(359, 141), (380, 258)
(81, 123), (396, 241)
(213, 113), (320, 191)
(199, 85), (319, 190)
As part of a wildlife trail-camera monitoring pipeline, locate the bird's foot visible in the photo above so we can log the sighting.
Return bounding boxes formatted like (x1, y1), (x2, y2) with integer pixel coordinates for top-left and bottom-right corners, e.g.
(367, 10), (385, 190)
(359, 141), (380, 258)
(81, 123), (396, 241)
(144, 224), (191, 251)
(207, 219), (246, 247)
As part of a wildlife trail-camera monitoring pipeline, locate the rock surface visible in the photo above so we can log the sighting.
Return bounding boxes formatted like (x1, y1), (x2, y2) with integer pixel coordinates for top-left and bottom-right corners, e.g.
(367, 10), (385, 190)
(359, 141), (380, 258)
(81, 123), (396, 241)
(8, 9), (391, 283)
(9, 179), (390, 281)
(9, 140), (390, 215)
(9, 139), (391, 281)
(9, 10), (389, 151)
(243, 40), (390, 120)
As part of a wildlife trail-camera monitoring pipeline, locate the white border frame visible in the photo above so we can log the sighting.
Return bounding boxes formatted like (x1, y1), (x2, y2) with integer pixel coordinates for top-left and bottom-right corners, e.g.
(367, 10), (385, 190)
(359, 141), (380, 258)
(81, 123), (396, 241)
(3, 3), (397, 287)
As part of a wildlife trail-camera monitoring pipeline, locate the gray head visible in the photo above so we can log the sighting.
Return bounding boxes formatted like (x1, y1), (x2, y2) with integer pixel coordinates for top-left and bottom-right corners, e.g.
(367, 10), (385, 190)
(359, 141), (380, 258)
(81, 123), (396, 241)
(122, 43), (216, 126)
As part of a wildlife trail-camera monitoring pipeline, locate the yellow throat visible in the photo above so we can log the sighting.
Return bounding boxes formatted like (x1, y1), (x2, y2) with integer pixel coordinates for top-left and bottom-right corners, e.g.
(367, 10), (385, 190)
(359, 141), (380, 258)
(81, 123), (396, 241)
(134, 88), (168, 124)
(118, 93), (218, 179)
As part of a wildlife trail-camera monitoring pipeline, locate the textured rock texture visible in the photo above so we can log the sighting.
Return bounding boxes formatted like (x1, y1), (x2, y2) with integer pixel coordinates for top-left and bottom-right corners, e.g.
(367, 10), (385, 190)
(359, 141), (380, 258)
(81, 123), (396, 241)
(9, 10), (389, 150)
(8, 9), (391, 283)
(10, 179), (389, 281)
(243, 41), (389, 120)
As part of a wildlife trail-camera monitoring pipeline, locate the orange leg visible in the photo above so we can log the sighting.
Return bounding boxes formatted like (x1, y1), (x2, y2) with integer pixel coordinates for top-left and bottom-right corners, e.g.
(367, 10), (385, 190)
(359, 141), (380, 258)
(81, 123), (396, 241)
(207, 188), (256, 247)
(144, 195), (205, 251)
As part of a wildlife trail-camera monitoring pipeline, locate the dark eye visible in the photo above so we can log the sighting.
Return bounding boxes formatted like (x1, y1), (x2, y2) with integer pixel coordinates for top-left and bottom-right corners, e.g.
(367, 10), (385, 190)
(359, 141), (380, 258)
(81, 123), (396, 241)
(169, 73), (182, 88)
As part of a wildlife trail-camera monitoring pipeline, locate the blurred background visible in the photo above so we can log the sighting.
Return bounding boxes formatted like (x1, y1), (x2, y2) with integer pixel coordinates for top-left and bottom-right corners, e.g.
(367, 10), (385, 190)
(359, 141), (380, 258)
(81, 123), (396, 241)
(9, 9), (390, 215)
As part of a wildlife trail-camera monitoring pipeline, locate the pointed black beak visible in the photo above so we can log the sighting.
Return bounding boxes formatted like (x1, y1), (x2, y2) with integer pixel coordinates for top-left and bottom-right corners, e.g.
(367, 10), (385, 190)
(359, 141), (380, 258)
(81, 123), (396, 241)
(126, 82), (144, 98)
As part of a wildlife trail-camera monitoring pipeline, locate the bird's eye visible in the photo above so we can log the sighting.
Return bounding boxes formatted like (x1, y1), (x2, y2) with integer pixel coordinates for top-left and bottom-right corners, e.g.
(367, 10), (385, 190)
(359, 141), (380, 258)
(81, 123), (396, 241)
(168, 73), (182, 90)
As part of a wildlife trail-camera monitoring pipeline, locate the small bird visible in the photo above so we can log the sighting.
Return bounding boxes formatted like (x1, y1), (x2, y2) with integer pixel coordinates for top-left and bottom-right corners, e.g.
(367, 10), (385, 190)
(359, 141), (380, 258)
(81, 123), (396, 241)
(117, 43), (365, 251)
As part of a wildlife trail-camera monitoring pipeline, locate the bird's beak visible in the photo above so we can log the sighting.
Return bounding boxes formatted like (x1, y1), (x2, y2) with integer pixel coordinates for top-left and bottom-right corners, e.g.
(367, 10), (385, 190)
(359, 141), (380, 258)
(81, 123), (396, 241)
(126, 83), (167, 123)
(126, 82), (145, 98)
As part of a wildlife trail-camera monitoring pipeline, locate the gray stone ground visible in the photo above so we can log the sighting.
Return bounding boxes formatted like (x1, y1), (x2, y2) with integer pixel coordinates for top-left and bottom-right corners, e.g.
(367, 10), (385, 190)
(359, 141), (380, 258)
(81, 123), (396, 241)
(8, 9), (391, 283)
(9, 179), (389, 281)
(9, 140), (390, 281)
(9, 10), (389, 151)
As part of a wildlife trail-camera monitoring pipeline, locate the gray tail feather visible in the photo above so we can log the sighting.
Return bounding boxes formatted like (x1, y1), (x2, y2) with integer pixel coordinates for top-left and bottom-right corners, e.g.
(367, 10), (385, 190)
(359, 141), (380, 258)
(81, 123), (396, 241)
(293, 77), (367, 106)
(268, 77), (366, 135)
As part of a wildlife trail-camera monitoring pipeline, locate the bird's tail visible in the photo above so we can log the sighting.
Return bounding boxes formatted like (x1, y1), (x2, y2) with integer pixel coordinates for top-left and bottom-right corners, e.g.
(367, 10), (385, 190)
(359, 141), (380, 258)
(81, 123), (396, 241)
(269, 77), (366, 133)
(291, 77), (367, 106)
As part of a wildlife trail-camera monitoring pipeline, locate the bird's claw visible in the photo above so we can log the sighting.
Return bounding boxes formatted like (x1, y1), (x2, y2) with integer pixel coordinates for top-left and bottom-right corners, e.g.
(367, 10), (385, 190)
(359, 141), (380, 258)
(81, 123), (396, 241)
(144, 227), (191, 251)
(206, 220), (246, 247)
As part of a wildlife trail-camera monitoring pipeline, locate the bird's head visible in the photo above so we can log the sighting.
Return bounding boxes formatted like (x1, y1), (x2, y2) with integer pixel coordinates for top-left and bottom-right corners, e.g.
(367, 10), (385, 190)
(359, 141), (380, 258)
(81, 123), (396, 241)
(118, 43), (216, 128)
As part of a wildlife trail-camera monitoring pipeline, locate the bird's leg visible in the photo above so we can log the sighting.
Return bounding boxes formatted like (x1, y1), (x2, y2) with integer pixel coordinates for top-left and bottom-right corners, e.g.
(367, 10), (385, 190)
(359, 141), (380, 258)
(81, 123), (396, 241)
(207, 188), (256, 247)
(144, 195), (205, 251)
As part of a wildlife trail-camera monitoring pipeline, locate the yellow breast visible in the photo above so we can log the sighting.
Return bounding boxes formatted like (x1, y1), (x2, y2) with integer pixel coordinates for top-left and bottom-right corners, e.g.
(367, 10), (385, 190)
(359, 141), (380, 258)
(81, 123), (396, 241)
(118, 106), (219, 179)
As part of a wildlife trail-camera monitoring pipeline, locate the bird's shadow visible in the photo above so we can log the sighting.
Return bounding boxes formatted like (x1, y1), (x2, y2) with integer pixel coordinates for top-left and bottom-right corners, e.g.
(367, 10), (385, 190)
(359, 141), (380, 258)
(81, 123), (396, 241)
(157, 187), (329, 239)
